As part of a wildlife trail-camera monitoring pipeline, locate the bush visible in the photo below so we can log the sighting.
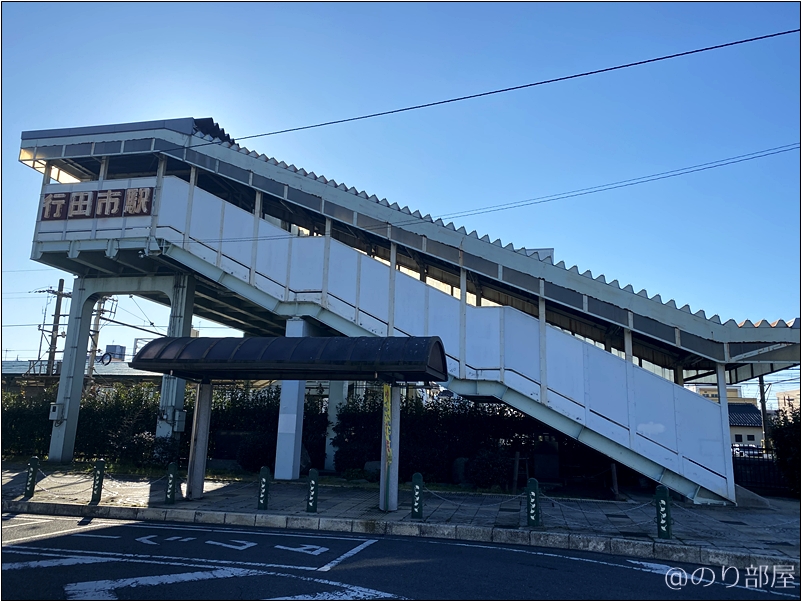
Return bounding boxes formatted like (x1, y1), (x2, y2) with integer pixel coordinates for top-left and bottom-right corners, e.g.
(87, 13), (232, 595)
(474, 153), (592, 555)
(466, 447), (511, 489)
(771, 407), (800, 495)
(1, 386), (55, 457)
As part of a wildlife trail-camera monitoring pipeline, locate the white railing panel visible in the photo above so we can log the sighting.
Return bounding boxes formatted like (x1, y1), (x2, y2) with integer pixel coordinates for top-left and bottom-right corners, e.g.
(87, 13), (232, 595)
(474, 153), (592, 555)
(674, 387), (727, 477)
(393, 270), (426, 336)
(585, 346), (629, 429)
(546, 327), (585, 405)
(632, 368), (679, 453)
(426, 288), (460, 361)
(503, 370), (540, 402)
(358, 310), (388, 337)
(157, 177), (189, 234)
(634, 433), (681, 474)
(254, 273), (286, 303)
(358, 257), (390, 323)
(255, 220), (290, 286)
(188, 187), (224, 261)
(327, 241), (359, 308)
(221, 203), (253, 269)
(289, 237), (325, 292)
(502, 307), (540, 382)
(466, 306), (501, 369)
(547, 389), (585, 425)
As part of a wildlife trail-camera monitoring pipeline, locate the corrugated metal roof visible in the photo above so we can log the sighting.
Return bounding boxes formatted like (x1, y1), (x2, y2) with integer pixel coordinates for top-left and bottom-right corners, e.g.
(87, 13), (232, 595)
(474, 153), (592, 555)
(728, 403), (763, 428)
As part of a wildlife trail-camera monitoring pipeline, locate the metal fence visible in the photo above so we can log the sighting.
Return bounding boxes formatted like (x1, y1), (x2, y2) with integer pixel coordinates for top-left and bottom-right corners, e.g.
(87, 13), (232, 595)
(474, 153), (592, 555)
(731, 445), (792, 497)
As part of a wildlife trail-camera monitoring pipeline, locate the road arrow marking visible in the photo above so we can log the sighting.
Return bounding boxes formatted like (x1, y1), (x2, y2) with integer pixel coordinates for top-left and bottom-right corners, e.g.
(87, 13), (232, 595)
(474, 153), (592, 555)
(205, 539), (257, 551)
(135, 535), (159, 545)
(274, 544), (329, 556)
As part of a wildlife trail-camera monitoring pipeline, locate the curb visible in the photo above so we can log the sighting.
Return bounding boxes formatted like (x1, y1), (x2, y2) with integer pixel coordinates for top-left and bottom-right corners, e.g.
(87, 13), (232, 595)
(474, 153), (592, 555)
(3, 499), (798, 573)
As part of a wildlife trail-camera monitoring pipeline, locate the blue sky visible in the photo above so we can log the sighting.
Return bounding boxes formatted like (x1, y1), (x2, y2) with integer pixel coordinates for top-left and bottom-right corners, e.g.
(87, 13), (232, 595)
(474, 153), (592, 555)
(2, 3), (799, 399)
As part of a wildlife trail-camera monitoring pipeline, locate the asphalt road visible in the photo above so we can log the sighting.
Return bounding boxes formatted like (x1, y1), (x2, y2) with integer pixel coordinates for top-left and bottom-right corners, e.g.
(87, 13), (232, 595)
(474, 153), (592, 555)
(2, 513), (798, 600)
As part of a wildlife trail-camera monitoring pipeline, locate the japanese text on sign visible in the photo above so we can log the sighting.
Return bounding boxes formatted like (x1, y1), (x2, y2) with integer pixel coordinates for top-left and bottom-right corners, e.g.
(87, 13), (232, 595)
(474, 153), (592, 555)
(41, 187), (153, 221)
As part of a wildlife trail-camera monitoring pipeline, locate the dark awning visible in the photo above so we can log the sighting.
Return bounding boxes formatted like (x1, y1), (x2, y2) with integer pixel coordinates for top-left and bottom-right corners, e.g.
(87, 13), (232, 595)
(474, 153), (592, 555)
(129, 336), (448, 383)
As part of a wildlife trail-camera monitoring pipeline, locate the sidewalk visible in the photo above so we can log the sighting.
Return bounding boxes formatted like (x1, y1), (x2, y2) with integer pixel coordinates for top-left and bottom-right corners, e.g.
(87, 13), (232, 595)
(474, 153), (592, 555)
(2, 463), (799, 572)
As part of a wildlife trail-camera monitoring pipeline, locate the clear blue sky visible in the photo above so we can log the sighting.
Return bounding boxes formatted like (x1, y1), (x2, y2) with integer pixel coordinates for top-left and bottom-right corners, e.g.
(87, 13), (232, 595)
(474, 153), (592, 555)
(2, 3), (799, 398)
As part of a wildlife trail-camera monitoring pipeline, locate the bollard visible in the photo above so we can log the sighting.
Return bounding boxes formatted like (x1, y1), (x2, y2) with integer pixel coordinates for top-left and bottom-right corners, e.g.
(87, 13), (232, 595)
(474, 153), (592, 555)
(655, 485), (672, 539)
(411, 473), (424, 520)
(526, 478), (542, 527)
(24, 456), (39, 498)
(90, 459), (106, 504)
(258, 466), (271, 510)
(165, 462), (177, 505)
(306, 468), (319, 513)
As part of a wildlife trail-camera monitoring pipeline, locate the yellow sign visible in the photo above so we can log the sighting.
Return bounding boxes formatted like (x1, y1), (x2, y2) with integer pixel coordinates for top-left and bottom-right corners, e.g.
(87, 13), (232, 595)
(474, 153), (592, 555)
(383, 384), (392, 466)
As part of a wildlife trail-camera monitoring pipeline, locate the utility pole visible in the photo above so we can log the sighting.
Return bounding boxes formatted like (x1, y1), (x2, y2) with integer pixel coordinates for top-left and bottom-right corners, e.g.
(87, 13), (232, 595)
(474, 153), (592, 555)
(758, 375), (769, 448)
(46, 279), (67, 376)
(86, 297), (107, 380)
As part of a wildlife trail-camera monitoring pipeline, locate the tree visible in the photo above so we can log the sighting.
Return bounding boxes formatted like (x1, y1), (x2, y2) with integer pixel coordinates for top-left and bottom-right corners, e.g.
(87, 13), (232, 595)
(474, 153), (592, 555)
(770, 407), (800, 495)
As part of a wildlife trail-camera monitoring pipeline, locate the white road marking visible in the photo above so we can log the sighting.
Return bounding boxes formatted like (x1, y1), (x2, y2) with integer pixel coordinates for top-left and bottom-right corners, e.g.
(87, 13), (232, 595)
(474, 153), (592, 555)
(3, 556), (115, 570)
(317, 539), (377, 572)
(206, 539), (257, 551)
(275, 544), (329, 556)
(3, 545), (319, 572)
(64, 567), (268, 600)
(2, 524), (114, 545)
(2, 520), (54, 529)
(165, 536), (196, 542)
(625, 559), (677, 574)
(135, 535), (159, 545)
(71, 534), (121, 539)
(121, 522), (368, 542)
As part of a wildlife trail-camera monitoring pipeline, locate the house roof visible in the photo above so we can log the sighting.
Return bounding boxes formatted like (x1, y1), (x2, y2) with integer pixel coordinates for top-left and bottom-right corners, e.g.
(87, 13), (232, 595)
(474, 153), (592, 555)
(728, 403), (763, 428)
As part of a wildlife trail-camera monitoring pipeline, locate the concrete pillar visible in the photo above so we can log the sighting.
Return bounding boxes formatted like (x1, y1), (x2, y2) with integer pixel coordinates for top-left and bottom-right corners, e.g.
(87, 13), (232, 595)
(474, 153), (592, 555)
(716, 362), (736, 502)
(379, 385), (401, 511)
(624, 328), (633, 363)
(538, 291), (548, 406)
(674, 366), (684, 386)
(325, 381), (348, 471)
(48, 278), (95, 463)
(275, 318), (312, 480)
(156, 274), (196, 439)
(186, 380), (213, 499)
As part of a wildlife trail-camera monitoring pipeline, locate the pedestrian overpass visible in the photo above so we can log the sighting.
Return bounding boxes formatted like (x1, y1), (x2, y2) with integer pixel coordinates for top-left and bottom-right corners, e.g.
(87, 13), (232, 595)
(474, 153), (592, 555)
(20, 118), (801, 504)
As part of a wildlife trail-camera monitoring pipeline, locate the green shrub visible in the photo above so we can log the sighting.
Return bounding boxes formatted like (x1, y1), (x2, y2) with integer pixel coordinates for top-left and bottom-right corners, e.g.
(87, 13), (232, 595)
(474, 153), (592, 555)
(466, 447), (511, 489)
(771, 407), (800, 495)
(1, 386), (55, 457)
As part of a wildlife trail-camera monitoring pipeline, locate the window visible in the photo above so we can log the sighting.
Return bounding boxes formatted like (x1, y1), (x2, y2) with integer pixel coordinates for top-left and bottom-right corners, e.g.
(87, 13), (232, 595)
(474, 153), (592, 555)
(735, 434), (743, 442)
(747, 434), (755, 441)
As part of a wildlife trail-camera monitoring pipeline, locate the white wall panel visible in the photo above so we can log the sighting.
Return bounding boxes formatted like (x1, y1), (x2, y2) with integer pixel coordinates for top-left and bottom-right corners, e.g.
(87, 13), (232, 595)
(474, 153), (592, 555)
(254, 273), (285, 302)
(632, 368), (678, 452)
(503, 370), (540, 402)
(503, 308), (539, 381)
(466, 306), (501, 369)
(358, 258), (390, 322)
(327, 241), (358, 307)
(358, 310), (388, 336)
(426, 289), (460, 360)
(585, 346), (629, 429)
(255, 220), (289, 285)
(289, 237), (325, 292)
(547, 390), (585, 424)
(587, 411), (630, 448)
(394, 271), (426, 336)
(546, 327), (585, 405)
(157, 176), (189, 232)
(634, 433), (681, 474)
(674, 388), (726, 477)
(680, 458), (727, 498)
(189, 187), (223, 252)
(221, 203), (253, 268)
(220, 255), (249, 282)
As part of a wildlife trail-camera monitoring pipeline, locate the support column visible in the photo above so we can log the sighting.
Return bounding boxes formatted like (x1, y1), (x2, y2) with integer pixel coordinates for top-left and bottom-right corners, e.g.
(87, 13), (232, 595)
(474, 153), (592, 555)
(156, 274), (196, 439)
(716, 362), (736, 502)
(275, 318), (312, 480)
(758, 375), (768, 447)
(48, 278), (95, 463)
(185, 380), (213, 499)
(538, 289), (548, 406)
(379, 385), (401, 511)
(624, 328), (633, 363)
(325, 381), (348, 472)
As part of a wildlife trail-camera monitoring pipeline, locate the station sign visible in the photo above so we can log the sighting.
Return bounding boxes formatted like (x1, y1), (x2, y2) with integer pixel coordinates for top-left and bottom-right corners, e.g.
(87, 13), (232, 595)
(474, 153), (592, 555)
(41, 187), (153, 221)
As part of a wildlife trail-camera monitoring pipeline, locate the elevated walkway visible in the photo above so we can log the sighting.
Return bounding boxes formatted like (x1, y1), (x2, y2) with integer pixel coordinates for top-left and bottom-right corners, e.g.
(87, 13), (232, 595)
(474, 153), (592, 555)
(20, 118), (801, 505)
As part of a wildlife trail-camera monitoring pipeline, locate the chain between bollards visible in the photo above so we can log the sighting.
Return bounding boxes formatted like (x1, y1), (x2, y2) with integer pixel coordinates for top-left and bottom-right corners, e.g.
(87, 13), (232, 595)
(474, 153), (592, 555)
(24, 457), (39, 498)
(655, 484), (672, 539)
(411, 473), (424, 519)
(90, 459), (106, 504)
(258, 466), (271, 510)
(165, 462), (177, 505)
(526, 478), (542, 527)
(306, 468), (319, 513)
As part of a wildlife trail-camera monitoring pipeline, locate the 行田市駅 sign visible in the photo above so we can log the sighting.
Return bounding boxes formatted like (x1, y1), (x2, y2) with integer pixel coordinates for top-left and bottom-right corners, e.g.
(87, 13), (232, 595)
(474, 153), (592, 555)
(41, 187), (153, 221)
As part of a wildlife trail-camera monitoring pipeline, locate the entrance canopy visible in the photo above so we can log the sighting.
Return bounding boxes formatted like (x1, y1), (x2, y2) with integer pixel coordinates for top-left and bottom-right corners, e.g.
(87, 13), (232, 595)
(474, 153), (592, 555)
(129, 336), (448, 383)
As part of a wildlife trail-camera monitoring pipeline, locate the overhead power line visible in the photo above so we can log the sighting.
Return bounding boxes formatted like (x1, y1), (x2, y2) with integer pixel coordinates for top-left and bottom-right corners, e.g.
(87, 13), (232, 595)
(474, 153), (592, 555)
(235, 29), (800, 141)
